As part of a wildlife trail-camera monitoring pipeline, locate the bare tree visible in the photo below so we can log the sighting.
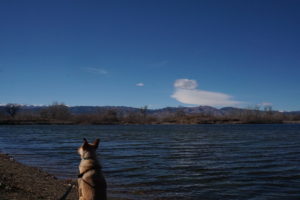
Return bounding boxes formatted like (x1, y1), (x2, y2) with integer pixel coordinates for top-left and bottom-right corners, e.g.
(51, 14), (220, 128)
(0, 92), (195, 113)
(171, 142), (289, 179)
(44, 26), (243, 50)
(5, 103), (21, 118)
(40, 102), (71, 120)
(101, 109), (119, 124)
(140, 105), (148, 123)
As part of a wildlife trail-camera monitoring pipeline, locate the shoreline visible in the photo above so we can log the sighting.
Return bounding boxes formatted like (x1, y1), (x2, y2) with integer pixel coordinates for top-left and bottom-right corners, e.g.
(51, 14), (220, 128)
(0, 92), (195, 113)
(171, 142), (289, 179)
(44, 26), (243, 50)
(0, 153), (125, 200)
(1, 120), (300, 125)
(0, 153), (78, 200)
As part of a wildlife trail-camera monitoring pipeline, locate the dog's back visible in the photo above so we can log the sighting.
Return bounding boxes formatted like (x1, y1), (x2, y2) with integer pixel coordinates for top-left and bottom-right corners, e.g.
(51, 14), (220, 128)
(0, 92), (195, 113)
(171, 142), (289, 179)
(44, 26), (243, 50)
(78, 138), (107, 200)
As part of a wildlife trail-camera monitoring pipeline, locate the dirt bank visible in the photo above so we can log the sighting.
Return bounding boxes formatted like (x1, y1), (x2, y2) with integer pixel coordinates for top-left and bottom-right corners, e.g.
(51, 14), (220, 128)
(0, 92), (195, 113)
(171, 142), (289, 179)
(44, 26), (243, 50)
(0, 153), (78, 200)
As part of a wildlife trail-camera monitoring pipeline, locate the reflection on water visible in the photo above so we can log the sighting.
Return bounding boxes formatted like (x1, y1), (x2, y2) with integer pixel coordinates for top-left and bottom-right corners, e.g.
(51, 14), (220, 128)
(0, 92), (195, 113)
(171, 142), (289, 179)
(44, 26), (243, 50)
(0, 124), (300, 199)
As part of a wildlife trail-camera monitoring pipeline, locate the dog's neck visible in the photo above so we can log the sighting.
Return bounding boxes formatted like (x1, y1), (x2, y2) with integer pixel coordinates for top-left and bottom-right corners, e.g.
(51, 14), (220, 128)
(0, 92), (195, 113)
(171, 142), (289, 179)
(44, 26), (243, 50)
(79, 156), (102, 173)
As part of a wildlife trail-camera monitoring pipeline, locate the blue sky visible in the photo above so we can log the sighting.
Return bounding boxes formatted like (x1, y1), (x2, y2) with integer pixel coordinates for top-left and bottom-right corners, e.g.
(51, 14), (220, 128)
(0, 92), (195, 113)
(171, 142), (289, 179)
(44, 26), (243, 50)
(0, 0), (299, 111)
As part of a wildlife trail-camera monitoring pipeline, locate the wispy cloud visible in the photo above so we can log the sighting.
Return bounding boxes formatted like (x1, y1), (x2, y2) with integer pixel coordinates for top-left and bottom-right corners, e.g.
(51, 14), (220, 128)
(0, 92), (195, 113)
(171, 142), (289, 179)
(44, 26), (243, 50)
(171, 79), (242, 107)
(259, 102), (273, 107)
(84, 67), (108, 75)
(136, 82), (144, 87)
(149, 60), (168, 68)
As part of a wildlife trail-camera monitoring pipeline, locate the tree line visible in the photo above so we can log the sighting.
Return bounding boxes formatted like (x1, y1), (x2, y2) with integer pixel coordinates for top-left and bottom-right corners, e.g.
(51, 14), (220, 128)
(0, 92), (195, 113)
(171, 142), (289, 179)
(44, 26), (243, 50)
(0, 103), (300, 125)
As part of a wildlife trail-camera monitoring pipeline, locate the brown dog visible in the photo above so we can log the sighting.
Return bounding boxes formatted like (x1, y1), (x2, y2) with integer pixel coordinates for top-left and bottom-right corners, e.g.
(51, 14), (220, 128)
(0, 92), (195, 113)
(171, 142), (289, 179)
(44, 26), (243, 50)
(78, 138), (107, 200)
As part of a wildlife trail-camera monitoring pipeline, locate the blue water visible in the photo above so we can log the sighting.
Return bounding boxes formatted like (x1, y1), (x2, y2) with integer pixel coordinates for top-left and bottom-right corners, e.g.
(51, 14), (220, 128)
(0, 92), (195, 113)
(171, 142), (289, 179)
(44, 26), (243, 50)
(0, 124), (300, 199)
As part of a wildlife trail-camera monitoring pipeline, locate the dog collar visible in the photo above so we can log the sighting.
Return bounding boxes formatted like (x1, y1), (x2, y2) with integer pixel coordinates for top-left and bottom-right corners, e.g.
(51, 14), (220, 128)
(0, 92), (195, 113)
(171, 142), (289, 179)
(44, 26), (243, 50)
(82, 157), (93, 160)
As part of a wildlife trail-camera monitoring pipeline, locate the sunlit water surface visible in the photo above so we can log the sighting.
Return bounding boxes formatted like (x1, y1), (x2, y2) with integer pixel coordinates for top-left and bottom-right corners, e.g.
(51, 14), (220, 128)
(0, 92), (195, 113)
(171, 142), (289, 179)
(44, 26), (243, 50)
(0, 125), (300, 199)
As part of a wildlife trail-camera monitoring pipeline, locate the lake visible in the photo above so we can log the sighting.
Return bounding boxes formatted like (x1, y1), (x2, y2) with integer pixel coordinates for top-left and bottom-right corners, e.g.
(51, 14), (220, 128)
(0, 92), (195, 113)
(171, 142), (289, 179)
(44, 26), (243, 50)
(0, 124), (300, 199)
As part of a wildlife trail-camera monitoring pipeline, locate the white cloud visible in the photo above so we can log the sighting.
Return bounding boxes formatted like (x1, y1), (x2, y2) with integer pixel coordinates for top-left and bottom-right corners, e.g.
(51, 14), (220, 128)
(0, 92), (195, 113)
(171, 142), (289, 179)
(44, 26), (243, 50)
(171, 79), (242, 107)
(174, 79), (198, 90)
(136, 82), (144, 87)
(84, 67), (108, 75)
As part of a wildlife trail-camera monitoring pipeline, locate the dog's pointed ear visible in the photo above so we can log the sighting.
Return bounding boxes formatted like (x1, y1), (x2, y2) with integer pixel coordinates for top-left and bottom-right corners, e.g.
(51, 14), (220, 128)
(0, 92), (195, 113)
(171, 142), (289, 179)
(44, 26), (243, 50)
(93, 138), (100, 149)
(83, 138), (89, 148)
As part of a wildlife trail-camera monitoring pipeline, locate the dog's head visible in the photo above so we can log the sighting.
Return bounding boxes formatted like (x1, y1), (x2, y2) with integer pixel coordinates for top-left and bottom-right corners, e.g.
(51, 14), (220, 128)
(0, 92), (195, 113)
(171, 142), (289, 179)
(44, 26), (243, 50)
(78, 138), (100, 159)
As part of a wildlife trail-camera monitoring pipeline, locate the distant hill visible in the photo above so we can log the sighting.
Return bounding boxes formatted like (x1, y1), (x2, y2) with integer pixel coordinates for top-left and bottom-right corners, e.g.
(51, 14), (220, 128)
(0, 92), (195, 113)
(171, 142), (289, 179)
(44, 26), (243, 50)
(1, 104), (300, 125)
(0, 104), (298, 116)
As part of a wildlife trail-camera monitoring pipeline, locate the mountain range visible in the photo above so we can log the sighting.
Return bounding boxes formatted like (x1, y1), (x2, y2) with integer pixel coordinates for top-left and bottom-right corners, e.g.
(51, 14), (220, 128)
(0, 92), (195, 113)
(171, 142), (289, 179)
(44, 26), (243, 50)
(0, 105), (298, 116)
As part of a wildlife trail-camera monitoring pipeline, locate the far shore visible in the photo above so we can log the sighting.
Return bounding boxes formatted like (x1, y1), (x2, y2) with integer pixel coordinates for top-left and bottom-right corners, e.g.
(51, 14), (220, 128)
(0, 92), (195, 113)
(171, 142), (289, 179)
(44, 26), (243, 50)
(1, 119), (300, 125)
(2, 103), (300, 125)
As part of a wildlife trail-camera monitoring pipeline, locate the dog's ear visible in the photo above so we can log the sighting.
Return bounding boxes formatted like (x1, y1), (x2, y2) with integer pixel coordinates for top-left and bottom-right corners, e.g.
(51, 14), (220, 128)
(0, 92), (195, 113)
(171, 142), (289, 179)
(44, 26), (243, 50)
(83, 138), (89, 148)
(93, 138), (100, 149)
